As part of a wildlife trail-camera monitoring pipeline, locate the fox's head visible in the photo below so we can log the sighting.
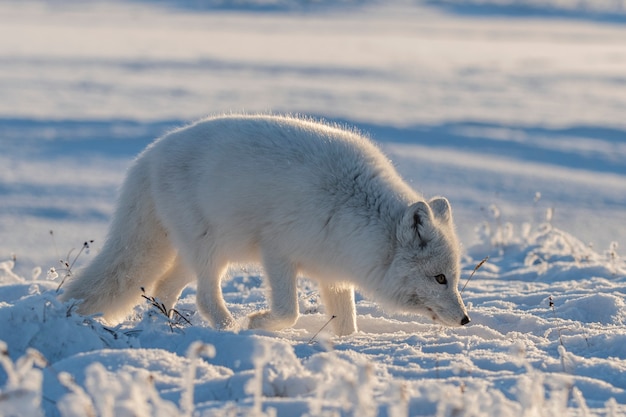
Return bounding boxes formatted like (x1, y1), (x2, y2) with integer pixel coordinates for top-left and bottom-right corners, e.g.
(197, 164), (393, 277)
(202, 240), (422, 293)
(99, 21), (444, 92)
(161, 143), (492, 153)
(381, 197), (470, 327)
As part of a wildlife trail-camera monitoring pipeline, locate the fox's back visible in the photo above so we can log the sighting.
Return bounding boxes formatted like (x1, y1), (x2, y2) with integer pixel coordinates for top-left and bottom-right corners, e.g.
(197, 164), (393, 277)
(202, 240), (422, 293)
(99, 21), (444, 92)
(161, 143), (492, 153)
(149, 115), (415, 210)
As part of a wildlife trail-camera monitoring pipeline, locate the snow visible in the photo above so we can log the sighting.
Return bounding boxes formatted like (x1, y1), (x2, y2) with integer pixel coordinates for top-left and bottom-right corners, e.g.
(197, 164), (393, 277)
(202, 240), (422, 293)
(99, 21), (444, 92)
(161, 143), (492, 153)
(1, 1), (626, 416)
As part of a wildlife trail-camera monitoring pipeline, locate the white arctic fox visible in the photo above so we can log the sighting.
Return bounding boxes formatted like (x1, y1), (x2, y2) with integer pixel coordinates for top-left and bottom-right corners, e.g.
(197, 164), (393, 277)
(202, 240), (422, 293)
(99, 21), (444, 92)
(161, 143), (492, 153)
(60, 114), (470, 336)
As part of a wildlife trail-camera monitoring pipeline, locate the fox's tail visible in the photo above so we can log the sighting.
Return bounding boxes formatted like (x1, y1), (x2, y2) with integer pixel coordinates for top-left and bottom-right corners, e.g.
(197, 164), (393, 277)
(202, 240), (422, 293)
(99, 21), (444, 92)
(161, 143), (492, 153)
(60, 158), (175, 323)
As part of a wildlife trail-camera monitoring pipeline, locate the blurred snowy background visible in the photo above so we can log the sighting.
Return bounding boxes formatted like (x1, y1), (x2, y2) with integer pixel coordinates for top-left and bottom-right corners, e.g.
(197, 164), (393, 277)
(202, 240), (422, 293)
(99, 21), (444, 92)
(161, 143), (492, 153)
(1, 1), (625, 416)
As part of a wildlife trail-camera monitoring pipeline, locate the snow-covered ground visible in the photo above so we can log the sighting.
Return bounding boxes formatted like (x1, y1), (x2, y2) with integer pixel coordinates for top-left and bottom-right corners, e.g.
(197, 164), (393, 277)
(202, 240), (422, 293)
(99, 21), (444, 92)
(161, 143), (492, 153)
(1, 1), (625, 416)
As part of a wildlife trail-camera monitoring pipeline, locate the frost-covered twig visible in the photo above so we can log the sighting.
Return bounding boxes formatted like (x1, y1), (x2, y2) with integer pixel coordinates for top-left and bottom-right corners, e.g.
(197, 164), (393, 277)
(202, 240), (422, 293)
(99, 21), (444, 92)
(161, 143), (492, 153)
(0, 343), (48, 417)
(56, 372), (98, 417)
(0, 258), (24, 284)
(607, 241), (621, 276)
(181, 342), (216, 417)
(57, 362), (180, 417)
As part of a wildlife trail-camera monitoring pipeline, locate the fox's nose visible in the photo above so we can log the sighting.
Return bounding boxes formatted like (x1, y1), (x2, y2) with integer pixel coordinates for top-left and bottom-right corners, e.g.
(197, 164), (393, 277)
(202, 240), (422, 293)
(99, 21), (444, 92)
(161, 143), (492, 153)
(460, 315), (471, 326)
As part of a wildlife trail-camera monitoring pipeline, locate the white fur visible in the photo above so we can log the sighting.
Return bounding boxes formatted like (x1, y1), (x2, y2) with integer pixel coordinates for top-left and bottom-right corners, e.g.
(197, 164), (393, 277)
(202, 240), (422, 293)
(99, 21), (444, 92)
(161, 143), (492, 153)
(60, 115), (470, 335)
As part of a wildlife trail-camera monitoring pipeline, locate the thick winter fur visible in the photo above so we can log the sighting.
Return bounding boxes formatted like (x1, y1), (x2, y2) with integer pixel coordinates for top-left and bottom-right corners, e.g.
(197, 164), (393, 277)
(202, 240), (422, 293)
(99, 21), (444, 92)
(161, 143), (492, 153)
(60, 115), (470, 335)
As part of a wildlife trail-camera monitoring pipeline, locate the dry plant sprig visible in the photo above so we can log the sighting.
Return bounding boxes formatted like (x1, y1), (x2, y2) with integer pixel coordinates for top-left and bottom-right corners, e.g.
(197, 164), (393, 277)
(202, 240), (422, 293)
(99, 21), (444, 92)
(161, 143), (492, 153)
(549, 296), (565, 348)
(54, 235), (94, 293)
(461, 256), (489, 294)
(308, 315), (337, 344)
(140, 287), (192, 332)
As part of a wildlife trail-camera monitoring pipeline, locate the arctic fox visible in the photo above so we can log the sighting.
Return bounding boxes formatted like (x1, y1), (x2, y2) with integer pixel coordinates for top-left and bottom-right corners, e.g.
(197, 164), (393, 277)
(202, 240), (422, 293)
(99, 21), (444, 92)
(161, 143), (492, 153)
(60, 114), (470, 336)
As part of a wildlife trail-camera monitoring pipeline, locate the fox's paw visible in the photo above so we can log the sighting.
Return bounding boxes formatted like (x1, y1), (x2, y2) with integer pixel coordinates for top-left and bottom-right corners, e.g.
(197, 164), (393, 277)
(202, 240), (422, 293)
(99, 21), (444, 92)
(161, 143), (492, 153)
(247, 310), (297, 331)
(213, 315), (240, 332)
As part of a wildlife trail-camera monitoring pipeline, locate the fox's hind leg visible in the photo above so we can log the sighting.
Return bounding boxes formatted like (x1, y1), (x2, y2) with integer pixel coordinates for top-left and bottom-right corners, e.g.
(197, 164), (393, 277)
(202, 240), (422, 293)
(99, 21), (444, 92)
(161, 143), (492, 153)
(152, 255), (195, 314)
(192, 256), (238, 331)
(248, 254), (299, 331)
(320, 283), (358, 336)
(157, 209), (237, 330)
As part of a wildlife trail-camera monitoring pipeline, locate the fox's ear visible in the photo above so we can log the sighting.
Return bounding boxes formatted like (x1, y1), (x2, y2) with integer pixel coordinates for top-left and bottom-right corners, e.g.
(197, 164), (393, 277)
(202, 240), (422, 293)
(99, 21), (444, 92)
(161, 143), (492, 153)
(397, 201), (433, 248)
(429, 197), (452, 224)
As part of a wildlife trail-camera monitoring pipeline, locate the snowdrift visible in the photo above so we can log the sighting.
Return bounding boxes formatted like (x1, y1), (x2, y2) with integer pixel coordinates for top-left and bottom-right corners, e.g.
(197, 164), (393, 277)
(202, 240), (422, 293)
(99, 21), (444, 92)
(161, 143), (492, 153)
(1, 223), (624, 416)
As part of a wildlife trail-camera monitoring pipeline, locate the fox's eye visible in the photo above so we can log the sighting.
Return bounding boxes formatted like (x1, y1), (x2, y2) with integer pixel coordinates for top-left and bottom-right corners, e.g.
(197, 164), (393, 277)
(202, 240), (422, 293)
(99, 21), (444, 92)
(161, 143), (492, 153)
(434, 274), (447, 285)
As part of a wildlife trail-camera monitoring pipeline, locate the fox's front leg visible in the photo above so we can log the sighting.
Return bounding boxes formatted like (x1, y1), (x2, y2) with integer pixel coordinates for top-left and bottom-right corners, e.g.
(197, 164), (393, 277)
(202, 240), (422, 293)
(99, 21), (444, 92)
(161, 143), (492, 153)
(248, 255), (298, 331)
(320, 283), (358, 336)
